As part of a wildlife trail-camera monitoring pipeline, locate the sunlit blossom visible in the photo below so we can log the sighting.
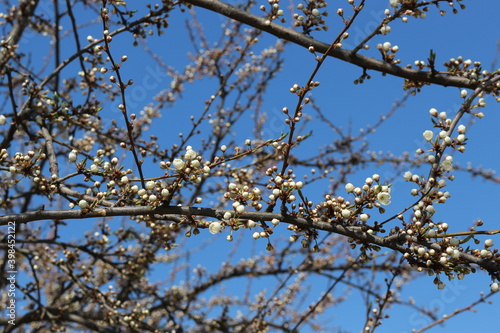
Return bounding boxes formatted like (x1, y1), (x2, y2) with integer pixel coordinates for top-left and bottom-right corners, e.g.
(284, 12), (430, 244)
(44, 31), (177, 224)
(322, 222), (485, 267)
(377, 192), (391, 205)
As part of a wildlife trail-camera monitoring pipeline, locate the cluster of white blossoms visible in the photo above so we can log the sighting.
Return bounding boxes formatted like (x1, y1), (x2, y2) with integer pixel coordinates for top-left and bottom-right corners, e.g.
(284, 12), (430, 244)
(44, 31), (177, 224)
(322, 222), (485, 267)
(345, 174), (392, 207)
(224, 182), (264, 213)
(299, 174), (393, 228)
(259, 0), (285, 25)
(169, 146), (207, 173)
(160, 146), (211, 184)
(292, 1), (329, 33)
(206, 166), (308, 242)
(401, 102), (500, 291)
(420, 109), (469, 154)
(419, 109), (470, 162)
(375, 41), (400, 64)
(66, 146), (212, 210)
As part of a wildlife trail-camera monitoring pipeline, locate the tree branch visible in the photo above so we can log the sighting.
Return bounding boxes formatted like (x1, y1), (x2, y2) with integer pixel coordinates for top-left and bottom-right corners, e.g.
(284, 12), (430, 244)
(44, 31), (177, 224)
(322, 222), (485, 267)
(183, 0), (490, 89)
(2, 205), (499, 275)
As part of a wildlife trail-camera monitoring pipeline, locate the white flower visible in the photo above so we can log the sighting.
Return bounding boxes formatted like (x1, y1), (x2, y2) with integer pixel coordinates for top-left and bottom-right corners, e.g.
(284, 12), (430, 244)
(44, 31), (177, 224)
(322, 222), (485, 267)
(360, 213), (369, 222)
(480, 249), (492, 258)
(403, 171), (412, 181)
(389, 0), (399, 7)
(78, 200), (89, 209)
(377, 192), (391, 205)
(209, 222), (222, 234)
(429, 108), (438, 116)
(173, 158), (185, 170)
(252, 232), (260, 239)
(449, 237), (459, 246)
(383, 42), (391, 51)
(271, 218), (280, 226)
(121, 176), (129, 184)
(345, 183), (355, 192)
(146, 180), (155, 189)
(235, 205), (245, 214)
(184, 149), (197, 160)
(223, 212), (232, 220)
(440, 160), (453, 171)
(423, 130), (433, 141)
(491, 282), (499, 292)
(161, 189), (170, 197)
(341, 209), (351, 218)
(311, 8), (320, 16)
(380, 25), (391, 35)
(246, 219), (256, 228)
(0, 115), (6, 125)
(68, 150), (77, 162)
(485, 239), (494, 247)
(460, 89), (468, 98)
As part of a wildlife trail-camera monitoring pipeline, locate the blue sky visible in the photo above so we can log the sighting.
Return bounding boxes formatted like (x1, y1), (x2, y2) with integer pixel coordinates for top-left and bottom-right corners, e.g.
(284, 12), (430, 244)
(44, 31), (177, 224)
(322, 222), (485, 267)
(4, 0), (500, 332)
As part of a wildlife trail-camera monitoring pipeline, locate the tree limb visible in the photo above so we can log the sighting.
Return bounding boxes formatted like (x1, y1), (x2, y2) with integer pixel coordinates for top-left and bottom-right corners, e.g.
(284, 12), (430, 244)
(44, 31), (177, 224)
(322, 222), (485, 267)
(183, 0), (489, 89)
(2, 205), (499, 276)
